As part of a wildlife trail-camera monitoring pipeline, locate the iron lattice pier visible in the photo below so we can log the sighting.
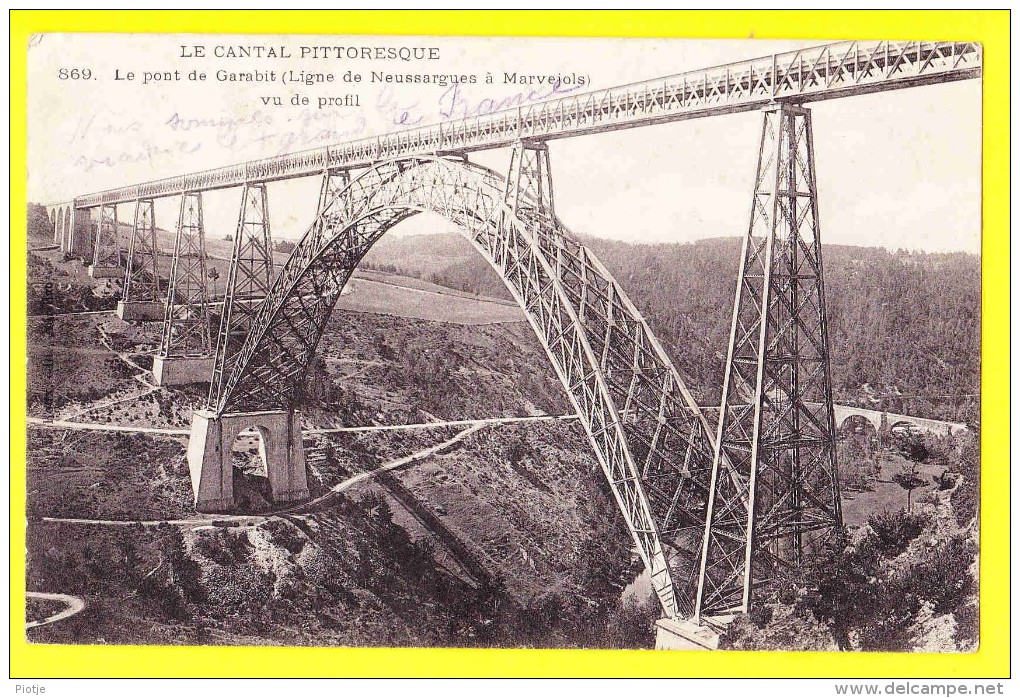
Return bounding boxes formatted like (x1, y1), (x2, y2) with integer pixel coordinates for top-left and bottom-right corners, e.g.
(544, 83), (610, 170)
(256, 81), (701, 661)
(122, 199), (161, 303)
(209, 183), (275, 406)
(159, 192), (212, 357)
(697, 104), (842, 619)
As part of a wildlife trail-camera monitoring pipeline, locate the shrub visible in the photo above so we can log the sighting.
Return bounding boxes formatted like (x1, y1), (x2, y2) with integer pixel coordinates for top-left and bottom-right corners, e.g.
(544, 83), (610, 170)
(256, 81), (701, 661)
(950, 436), (980, 527)
(722, 601), (837, 651)
(896, 433), (931, 463)
(903, 535), (975, 615)
(868, 510), (928, 557)
(264, 519), (307, 556)
(602, 592), (658, 649)
(953, 600), (979, 650)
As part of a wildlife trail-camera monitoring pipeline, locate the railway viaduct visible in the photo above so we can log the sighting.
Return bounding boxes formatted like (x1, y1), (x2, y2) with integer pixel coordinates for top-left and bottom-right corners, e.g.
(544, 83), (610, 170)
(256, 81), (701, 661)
(42, 40), (981, 648)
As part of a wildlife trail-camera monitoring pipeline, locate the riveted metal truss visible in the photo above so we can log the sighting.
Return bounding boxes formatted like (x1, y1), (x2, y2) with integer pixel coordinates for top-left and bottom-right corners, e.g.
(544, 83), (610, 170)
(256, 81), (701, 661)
(92, 204), (120, 271)
(318, 168), (352, 217)
(159, 192), (212, 357)
(60, 38), (983, 627)
(695, 104), (842, 620)
(122, 199), (161, 303)
(76, 41), (980, 208)
(504, 140), (554, 218)
(210, 154), (719, 619)
(209, 183), (275, 405)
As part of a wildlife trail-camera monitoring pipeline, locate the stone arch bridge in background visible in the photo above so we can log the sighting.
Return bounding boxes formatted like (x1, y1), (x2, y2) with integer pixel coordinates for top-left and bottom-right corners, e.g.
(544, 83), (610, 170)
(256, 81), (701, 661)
(833, 403), (969, 437)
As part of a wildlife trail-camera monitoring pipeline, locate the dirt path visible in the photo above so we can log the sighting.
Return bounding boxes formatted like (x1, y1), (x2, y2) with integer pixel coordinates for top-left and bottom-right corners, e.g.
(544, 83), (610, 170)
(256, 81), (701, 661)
(27, 416), (189, 435)
(30, 420), (526, 596)
(283, 421), (489, 514)
(27, 413), (579, 437)
(37, 421), (493, 528)
(32, 309), (114, 318)
(25, 592), (86, 629)
(39, 515), (262, 528)
(95, 321), (157, 386)
(60, 385), (161, 421)
(40, 319), (161, 423)
(305, 413), (578, 434)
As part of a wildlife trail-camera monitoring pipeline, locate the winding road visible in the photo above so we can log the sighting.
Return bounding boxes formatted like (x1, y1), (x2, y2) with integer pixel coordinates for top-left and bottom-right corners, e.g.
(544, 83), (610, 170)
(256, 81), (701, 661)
(25, 591), (85, 629)
(27, 416), (189, 436)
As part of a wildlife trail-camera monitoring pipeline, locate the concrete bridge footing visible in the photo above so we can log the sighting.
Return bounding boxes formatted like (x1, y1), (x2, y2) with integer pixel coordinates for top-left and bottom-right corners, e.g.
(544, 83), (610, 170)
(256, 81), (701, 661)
(116, 300), (165, 322)
(187, 408), (309, 513)
(152, 354), (215, 386)
(654, 616), (728, 650)
(88, 265), (121, 279)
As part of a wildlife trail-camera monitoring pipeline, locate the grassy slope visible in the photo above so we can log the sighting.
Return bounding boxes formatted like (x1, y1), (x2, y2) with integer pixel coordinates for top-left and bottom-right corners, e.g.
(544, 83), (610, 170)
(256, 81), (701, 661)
(24, 242), (644, 648)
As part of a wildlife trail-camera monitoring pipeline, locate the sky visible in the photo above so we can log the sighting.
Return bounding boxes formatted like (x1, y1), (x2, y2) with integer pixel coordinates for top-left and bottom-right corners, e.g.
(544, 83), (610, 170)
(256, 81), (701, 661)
(28, 34), (981, 254)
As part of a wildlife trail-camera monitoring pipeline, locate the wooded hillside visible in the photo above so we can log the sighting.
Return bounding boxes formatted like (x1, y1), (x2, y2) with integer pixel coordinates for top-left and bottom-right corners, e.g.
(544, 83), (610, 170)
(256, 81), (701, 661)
(364, 233), (980, 423)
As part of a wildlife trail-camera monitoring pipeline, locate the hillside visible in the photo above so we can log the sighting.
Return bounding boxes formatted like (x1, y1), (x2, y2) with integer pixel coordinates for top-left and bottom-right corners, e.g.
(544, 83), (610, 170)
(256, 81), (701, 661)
(34, 201), (979, 425)
(364, 232), (981, 423)
(24, 246), (651, 648)
(27, 203), (522, 325)
(24, 204), (980, 652)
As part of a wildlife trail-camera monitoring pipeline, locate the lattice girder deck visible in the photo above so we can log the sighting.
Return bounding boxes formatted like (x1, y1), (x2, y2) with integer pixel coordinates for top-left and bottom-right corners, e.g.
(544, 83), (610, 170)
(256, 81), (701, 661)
(77, 41), (980, 208)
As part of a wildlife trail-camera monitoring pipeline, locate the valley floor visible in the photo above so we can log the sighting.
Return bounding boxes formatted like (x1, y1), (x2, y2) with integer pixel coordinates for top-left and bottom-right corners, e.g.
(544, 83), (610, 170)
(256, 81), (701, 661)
(22, 224), (980, 653)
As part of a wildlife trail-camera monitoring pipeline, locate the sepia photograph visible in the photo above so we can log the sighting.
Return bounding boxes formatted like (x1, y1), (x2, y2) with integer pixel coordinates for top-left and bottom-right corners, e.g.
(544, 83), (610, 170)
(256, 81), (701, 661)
(20, 20), (990, 665)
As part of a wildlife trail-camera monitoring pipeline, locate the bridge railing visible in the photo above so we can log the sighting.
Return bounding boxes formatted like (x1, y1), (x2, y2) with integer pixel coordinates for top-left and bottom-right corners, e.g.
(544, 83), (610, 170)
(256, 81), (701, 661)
(73, 40), (980, 208)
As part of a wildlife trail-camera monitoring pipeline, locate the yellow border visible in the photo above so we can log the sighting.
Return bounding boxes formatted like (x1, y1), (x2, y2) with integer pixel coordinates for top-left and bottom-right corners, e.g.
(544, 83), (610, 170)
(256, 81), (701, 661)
(10, 10), (1010, 678)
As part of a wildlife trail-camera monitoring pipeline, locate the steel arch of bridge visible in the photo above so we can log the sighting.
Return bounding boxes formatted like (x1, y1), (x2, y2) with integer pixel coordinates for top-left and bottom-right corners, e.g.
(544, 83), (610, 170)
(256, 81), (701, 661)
(212, 154), (722, 619)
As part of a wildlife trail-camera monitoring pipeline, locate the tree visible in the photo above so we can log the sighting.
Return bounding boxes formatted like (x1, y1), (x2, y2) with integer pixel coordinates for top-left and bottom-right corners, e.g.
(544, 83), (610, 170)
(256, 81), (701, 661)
(603, 592), (659, 649)
(838, 435), (879, 492)
(806, 531), (917, 651)
(151, 523), (205, 607)
(208, 267), (220, 297)
(892, 466), (927, 512)
(896, 432), (931, 463)
(27, 203), (53, 241)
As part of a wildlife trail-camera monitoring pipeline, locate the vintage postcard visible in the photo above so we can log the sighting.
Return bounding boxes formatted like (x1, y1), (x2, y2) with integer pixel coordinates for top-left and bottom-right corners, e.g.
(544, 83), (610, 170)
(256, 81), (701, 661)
(16, 13), (1000, 678)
